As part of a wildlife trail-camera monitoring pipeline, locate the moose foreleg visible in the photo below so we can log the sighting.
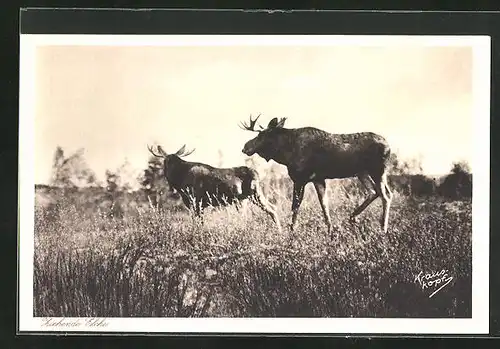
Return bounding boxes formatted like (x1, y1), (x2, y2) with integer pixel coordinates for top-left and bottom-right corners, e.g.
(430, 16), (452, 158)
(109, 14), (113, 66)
(192, 201), (205, 226)
(313, 180), (334, 239)
(290, 182), (305, 234)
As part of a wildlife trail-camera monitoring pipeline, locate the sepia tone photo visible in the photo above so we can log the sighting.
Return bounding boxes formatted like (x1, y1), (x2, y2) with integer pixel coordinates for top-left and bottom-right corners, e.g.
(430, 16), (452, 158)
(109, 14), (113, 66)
(19, 35), (490, 334)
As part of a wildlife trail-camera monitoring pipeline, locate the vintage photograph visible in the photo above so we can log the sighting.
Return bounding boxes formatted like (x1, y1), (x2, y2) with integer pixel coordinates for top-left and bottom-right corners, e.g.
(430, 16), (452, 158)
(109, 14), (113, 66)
(19, 34), (490, 333)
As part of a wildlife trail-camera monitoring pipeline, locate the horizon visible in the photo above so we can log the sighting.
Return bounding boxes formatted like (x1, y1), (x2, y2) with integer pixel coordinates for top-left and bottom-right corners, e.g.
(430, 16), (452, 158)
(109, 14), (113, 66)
(34, 140), (468, 188)
(33, 41), (474, 186)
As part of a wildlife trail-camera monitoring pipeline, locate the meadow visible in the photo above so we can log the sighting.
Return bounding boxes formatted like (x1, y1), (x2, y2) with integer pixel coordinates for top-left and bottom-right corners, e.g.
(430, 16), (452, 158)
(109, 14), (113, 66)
(33, 176), (472, 318)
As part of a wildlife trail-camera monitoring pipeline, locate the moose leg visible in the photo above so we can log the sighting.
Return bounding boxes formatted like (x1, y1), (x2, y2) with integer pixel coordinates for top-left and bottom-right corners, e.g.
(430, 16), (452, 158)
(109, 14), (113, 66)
(251, 182), (282, 232)
(349, 174), (379, 223)
(290, 182), (306, 234)
(384, 181), (393, 202)
(234, 200), (243, 212)
(313, 180), (333, 239)
(377, 172), (392, 234)
(192, 201), (205, 225)
(180, 192), (200, 223)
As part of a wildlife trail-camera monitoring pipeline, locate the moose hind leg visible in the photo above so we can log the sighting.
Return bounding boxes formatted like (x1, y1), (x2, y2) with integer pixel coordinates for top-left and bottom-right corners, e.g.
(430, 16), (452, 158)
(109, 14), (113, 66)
(313, 180), (333, 238)
(251, 181), (282, 232)
(349, 174), (378, 223)
(378, 173), (392, 234)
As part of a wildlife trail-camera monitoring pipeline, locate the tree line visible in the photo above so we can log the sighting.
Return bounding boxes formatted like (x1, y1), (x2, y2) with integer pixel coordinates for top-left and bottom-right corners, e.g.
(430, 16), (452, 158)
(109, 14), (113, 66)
(43, 146), (472, 215)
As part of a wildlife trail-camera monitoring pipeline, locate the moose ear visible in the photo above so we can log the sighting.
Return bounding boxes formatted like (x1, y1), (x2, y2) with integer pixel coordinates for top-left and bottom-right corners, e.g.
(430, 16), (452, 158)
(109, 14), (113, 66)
(267, 117), (279, 129)
(277, 117), (287, 128)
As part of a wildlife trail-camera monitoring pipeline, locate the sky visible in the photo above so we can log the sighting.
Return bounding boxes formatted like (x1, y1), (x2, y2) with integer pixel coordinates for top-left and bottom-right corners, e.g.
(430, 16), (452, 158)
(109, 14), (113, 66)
(33, 43), (474, 185)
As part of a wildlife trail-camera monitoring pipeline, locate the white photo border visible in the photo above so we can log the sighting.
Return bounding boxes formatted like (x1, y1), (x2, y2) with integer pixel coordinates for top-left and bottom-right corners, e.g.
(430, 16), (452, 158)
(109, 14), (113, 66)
(18, 34), (491, 334)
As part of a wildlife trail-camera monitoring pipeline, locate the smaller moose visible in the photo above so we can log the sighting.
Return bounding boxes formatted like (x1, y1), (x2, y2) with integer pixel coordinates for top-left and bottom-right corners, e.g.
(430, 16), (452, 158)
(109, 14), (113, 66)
(147, 144), (281, 231)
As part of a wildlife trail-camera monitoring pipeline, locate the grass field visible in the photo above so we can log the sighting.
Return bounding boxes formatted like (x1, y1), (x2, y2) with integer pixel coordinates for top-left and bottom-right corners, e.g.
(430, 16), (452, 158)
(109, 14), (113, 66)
(33, 180), (472, 318)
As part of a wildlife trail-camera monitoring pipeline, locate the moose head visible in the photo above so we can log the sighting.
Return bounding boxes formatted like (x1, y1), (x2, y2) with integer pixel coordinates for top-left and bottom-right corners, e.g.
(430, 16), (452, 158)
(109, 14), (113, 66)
(240, 114), (288, 162)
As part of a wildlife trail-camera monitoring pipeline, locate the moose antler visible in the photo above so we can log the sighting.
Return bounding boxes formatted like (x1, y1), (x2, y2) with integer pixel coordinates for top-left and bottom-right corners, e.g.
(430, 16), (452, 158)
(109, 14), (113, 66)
(175, 144), (196, 157)
(147, 144), (165, 158)
(239, 113), (264, 132)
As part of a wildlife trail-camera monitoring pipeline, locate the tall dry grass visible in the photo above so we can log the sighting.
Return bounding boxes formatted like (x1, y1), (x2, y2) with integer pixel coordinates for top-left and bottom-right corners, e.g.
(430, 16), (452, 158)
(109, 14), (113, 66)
(33, 180), (472, 318)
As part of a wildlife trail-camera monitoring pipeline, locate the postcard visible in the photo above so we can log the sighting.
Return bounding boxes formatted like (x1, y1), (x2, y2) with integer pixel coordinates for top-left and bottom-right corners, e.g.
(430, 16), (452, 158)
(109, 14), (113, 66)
(18, 32), (490, 334)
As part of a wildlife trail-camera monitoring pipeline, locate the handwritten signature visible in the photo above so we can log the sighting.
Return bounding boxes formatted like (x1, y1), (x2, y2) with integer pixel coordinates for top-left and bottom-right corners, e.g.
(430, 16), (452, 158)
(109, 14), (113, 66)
(41, 317), (109, 328)
(414, 269), (454, 298)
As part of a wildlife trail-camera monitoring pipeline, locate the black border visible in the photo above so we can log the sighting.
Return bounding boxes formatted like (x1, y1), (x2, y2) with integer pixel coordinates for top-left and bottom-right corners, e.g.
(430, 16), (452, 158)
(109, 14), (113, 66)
(8, 6), (500, 347)
(18, 8), (500, 35)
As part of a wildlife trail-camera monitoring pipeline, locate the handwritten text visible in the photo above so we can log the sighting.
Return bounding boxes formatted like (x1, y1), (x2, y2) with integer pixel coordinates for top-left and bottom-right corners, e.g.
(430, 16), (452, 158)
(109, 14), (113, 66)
(41, 317), (109, 328)
(414, 269), (453, 298)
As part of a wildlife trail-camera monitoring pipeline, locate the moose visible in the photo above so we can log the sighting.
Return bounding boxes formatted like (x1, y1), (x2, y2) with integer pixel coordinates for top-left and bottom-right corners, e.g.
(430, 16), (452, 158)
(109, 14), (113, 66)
(147, 144), (281, 230)
(239, 114), (393, 238)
